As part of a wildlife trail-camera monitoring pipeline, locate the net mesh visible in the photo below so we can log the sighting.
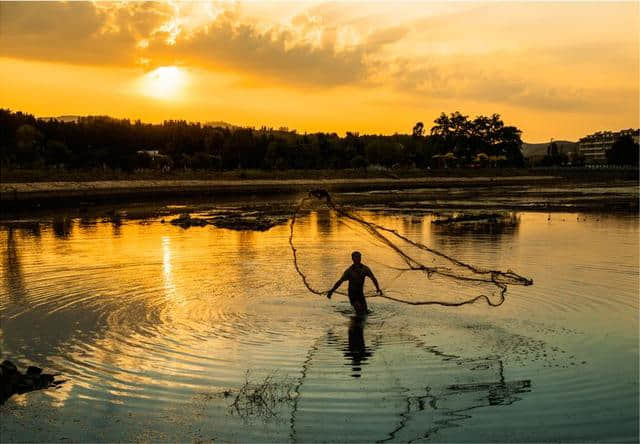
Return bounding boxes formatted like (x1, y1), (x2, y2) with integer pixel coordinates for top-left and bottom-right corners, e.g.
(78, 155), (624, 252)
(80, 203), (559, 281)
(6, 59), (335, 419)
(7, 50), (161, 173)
(289, 189), (533, 307)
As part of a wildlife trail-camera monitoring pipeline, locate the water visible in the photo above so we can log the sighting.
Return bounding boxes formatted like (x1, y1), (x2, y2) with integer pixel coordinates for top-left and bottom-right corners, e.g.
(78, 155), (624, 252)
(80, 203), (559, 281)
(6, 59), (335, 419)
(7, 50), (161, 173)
(0, 201), (638, 442)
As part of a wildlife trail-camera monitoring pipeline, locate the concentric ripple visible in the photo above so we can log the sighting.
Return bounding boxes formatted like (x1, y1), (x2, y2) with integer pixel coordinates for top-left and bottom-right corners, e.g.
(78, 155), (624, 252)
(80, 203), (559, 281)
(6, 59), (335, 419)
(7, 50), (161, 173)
(0, 206), (637, 443)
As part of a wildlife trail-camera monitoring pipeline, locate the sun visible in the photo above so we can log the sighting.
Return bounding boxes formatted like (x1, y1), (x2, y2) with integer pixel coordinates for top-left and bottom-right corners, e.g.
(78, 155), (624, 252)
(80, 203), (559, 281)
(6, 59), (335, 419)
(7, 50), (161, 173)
(140, 66), (187, 100)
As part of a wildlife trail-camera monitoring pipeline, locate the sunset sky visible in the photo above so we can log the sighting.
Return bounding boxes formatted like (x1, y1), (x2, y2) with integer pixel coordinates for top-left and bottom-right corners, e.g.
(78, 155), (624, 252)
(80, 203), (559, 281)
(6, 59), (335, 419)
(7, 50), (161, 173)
(1, 1), (638, 142)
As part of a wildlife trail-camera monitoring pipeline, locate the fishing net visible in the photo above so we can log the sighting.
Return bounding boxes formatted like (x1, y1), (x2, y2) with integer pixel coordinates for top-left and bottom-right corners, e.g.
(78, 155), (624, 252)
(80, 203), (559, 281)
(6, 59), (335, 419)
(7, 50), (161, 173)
(289, 189), (533, 307)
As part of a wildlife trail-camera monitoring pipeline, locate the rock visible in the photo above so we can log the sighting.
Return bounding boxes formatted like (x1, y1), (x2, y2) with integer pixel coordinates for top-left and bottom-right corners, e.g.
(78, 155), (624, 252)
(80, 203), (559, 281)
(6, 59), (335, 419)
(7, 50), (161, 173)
(1, 360), (17, 374)
(170, 213), (209, 228)
(209, 215), (288, 232)
(26, 366), (42, 375)
(40, 374), (54, 385)
(0, 360), (61, 405)
(3, 383), (12, 398)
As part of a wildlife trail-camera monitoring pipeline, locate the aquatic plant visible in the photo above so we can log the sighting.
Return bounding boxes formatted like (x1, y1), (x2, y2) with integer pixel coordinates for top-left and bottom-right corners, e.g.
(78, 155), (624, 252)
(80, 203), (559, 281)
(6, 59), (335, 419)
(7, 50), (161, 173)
(229, 371), (296, 420)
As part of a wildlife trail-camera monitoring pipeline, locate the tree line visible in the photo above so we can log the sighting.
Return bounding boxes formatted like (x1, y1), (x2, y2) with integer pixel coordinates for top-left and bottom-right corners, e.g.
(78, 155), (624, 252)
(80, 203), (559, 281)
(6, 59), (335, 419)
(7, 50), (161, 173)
(1, 109), (529, 172)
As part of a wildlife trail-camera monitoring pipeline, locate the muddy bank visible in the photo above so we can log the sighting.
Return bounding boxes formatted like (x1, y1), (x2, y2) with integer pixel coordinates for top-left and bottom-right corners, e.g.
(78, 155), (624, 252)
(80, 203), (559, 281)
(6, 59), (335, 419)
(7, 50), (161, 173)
(1, 176), (560, 208)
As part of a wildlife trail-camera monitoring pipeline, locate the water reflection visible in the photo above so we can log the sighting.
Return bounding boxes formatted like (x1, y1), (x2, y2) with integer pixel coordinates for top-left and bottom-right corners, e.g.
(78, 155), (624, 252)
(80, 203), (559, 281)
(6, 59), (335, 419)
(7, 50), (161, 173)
(333, 315), (377, 378)
(52, 216), (73, 239)
(290, 321), (533, 443)
(380, 358), (531, 443)
(78, 216), (97, 232)
(344, 316), (372, 377)
(162, 236), (176, 301)
(3, 229), (27, 304)
(314, 209), (334, 237)
(430, 212), (520, 248)
(0, 205), (637, 442)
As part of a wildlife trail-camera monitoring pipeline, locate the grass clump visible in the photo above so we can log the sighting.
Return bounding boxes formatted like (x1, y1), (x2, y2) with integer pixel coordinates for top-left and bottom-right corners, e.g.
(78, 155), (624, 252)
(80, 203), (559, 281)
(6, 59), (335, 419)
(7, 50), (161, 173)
(229, 371), (296, 420)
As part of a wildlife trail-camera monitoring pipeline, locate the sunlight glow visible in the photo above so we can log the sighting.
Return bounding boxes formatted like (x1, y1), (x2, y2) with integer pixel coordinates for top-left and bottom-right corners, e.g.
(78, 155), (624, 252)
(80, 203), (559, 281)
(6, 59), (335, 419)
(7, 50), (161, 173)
(140, 66), (187, 100)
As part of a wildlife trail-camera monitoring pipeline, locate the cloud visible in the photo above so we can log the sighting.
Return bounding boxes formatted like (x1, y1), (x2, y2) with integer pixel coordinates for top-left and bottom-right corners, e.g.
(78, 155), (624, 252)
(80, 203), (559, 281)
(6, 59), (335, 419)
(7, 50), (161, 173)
(0, 1), (408, 87)
(142, 17), (372, 87)
(385, 58), (638, 114)
(0, 2), (171, 66)
(138, 8), (411, 87)
(0, 0), (636, 112)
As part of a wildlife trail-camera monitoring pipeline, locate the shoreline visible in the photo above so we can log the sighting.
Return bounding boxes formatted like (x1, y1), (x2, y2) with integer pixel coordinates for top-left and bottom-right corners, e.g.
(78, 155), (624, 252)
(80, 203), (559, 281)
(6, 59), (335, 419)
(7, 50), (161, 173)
(0, 175), (637, 215)
(1, 176), (561, 207)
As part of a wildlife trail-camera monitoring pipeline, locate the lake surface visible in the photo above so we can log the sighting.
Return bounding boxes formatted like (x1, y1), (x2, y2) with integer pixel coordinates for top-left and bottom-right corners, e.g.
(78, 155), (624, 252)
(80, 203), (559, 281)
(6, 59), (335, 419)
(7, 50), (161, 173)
(0, 199), (638, 442)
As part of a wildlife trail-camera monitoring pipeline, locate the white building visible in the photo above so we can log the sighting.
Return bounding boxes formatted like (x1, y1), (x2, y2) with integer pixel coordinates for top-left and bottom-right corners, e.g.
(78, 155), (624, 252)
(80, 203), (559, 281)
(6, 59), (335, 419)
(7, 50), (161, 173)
(136, 150), (160, 158)
(578, 129), (639, 164)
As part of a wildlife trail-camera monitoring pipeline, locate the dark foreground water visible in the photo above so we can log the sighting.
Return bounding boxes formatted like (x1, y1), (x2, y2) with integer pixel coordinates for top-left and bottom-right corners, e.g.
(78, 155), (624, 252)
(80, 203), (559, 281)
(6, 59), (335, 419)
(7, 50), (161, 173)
(0, 201), (638, 443)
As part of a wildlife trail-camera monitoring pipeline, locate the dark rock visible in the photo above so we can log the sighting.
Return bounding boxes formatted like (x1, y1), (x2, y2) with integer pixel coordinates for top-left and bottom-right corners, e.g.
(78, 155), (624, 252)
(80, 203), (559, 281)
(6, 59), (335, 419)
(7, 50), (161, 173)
(26, 366), (42, 375)
(40, 374), (54, 385)
(1, 360), (17, 374)
(0, 360), (61, 405)
(170, 213), (209, 228)
(210, 215), (288, 232)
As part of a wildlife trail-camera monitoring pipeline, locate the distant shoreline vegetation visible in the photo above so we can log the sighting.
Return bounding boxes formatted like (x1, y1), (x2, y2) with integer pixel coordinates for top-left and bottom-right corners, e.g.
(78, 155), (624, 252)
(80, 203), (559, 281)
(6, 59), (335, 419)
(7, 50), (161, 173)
(0, 109), (635, 174)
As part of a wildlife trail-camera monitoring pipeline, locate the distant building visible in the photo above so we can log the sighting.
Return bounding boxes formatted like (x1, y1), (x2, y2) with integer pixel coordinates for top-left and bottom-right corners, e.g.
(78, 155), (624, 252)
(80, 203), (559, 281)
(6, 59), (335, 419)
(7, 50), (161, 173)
(522, 140), (578, 165)
(136, 150), (172, 171)
(136, 150), (161, 157)
(40, 115), (81, 123)
(578, 129), (639, 164)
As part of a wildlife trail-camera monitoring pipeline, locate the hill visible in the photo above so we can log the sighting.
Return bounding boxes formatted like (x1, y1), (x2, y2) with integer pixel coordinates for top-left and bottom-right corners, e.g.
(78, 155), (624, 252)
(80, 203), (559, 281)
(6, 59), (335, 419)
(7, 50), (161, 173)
(39, 115), (82, 123)
(522, 140), (578, 160)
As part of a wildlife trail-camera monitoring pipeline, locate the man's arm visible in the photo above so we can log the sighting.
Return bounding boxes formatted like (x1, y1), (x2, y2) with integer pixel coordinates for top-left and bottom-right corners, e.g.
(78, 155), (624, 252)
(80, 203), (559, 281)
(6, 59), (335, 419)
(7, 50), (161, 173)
(327, 269), (349, 299)
(366, 267), (383, 295)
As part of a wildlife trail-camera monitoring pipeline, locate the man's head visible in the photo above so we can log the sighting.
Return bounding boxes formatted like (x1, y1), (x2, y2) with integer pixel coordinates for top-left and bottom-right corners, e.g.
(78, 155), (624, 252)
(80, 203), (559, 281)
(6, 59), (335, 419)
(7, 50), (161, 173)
(351, 251), (362, 264)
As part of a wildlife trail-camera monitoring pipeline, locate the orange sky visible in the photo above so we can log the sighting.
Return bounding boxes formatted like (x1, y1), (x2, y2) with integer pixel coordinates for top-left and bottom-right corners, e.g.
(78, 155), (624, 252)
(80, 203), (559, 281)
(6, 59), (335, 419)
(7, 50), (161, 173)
(0, 1), (638, 142)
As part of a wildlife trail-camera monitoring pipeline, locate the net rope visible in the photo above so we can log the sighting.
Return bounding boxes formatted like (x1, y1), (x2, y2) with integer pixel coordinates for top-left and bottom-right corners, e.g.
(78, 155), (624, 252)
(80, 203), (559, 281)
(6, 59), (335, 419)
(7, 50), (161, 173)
(289, 189), (533, 307)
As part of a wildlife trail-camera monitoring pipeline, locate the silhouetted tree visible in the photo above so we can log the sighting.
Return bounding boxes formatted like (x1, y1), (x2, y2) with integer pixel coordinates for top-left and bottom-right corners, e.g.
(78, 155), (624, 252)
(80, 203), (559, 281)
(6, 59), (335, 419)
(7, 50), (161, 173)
(0, 108), (528, 172)
(350, 155), (368, 170)
(412, 122), (424, 138)
(44, 140), (71, 166)
(15, 124), (43, 166)
(430, 112), (523, 167)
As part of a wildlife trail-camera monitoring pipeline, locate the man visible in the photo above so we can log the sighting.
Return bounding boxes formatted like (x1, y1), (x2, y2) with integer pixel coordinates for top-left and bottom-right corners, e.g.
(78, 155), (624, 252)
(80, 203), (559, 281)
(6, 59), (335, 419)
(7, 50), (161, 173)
(327, 251), (382, 315)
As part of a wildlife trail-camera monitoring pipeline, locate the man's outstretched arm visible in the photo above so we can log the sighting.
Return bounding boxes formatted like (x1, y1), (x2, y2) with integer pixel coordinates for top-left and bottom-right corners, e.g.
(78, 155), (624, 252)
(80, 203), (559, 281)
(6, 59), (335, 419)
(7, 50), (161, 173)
(327, 276), (346, 299)
(367, 268), (383, 295)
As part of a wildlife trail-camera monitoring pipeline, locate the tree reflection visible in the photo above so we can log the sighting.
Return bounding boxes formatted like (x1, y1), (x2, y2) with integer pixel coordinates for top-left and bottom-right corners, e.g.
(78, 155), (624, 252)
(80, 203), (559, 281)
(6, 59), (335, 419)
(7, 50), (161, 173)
(52, 216), (73, 238)
(3, 228), (27, 304)
(431, 212), (520, 240)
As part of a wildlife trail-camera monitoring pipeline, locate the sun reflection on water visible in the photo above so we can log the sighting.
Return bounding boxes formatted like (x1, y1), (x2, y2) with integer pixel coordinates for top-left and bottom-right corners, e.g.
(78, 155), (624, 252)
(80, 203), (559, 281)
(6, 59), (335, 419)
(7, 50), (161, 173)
(162, 236), (177, 303)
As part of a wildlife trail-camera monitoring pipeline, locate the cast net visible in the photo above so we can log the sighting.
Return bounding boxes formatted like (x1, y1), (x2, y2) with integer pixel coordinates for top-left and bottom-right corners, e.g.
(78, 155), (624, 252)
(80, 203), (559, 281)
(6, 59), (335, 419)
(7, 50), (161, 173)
(289, 189), (533, 307)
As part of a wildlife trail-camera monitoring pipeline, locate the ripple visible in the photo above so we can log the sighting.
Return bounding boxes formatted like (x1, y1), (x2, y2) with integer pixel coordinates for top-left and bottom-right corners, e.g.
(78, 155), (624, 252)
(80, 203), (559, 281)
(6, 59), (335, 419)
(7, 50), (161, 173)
(0, 209), (637, 443)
